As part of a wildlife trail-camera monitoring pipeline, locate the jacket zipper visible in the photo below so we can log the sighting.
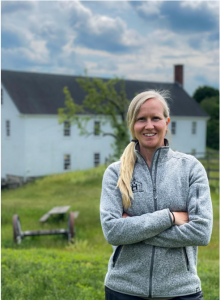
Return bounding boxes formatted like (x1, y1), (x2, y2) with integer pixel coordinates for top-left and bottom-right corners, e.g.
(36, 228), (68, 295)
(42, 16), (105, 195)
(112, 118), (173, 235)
(183, 247), (189, 271)
(138, 149), (161, 298)
(195, 187), (199, 215)
(113, 245), (123, 267)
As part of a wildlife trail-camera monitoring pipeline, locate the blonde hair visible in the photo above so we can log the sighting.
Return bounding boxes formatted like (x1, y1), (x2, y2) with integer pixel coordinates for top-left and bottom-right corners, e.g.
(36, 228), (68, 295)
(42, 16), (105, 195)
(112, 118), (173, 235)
(117, 90), (170, 209)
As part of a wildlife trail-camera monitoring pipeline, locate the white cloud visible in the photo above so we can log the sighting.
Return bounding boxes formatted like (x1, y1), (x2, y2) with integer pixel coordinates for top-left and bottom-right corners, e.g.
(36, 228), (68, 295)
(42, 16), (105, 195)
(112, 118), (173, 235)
(86, 14), (144, 47)
(2, 47), (48, 65)
(180, 1), (203, 9)
(59, 0), (92, 22)
(30, 40), (48, 55)
(181, 1), (219, 10)
(59, 1), (145, 51)
(87, 15), (124, 35)
(180, 1), (219, 17)
(68, 45), (111, 58)
(23, 50), (48, 64)
(84, 0), (130, 11)
(136, 1), (161, 16)
(1, 22), (34, 42)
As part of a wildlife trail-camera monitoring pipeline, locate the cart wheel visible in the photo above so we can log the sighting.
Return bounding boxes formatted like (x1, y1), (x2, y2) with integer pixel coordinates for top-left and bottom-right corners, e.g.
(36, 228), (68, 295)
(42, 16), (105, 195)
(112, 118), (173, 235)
(13, 214), (22, 244)
(67, 212), (75, 243)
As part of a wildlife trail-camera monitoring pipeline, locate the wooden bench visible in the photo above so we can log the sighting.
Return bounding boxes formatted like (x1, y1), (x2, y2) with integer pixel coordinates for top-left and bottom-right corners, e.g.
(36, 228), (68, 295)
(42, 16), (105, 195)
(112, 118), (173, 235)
(39, 206), (79, 222)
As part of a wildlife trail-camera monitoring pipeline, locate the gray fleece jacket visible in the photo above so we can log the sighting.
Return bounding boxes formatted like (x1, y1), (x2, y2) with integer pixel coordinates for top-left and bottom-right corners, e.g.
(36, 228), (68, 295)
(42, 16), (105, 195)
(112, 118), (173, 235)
(100, 142), (213, 298)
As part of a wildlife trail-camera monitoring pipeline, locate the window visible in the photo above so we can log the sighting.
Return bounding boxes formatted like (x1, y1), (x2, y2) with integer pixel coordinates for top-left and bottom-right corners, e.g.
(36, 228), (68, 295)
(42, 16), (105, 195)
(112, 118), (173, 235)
(94, 121), (100, 136)
(191, 149), (196, 156)
(171, 122), (176, 134)
(64, 154), (71, 170)
(192, 122), (196, 134)
(94, 153), (100, 167)
(6, 120), (10, 136)
(64, 121), (71, 136)
(1, 89), (3, 105)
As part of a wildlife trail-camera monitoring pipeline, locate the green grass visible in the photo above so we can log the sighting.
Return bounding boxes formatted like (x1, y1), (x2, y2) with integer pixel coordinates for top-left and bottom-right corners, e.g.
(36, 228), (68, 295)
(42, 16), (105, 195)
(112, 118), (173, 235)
(1, 248), (108, 300)
(1, 164), (219, 299)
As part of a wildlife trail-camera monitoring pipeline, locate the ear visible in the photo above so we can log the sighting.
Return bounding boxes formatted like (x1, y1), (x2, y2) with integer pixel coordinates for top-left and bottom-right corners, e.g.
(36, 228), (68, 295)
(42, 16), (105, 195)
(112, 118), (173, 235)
(166, 117), (170, 126)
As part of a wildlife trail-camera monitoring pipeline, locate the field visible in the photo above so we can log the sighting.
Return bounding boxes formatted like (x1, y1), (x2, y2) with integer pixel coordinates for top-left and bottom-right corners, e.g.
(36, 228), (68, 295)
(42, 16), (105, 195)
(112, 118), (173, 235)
(1, 165), (219, 300)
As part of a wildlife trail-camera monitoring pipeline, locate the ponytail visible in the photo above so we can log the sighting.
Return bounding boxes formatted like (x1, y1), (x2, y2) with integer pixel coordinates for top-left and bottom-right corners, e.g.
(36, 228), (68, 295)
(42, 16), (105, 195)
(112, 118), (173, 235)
(117, 142), (137, 209)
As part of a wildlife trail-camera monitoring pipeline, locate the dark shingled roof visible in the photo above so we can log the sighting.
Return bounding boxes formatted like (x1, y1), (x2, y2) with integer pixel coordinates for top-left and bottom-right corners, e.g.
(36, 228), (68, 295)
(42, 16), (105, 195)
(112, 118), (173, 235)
(1, 69), (208, 117)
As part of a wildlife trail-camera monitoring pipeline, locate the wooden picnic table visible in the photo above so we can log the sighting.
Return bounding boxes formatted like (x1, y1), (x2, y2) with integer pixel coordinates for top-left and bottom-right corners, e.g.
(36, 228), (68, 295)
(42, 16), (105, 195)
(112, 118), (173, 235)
(39, 206), (79, 222)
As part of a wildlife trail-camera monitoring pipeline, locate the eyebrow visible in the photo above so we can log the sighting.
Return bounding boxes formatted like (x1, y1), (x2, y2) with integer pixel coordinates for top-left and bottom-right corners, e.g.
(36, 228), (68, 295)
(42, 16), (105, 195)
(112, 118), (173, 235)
(136, 114), (162, 118)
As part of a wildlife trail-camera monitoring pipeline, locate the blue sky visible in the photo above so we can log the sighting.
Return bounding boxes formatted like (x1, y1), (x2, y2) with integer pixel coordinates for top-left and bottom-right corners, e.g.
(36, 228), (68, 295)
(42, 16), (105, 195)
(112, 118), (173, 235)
(1, 1), (219, 96)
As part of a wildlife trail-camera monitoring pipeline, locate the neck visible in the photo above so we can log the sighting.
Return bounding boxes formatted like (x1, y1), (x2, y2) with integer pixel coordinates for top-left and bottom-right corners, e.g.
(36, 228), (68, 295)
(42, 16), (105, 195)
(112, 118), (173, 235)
(139, 147), (156, 168)
(139, 140), (166, 167)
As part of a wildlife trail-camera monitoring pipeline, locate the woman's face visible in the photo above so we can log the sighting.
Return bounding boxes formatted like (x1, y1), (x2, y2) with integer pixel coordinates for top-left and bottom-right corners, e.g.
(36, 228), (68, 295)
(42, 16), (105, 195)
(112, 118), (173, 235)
(133, 98), (170, 153)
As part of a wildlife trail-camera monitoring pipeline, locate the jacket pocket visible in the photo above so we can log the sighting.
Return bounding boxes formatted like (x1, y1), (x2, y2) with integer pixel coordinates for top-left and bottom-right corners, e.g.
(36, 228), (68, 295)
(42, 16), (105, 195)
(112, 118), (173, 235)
(183, 247), (189, 271)
(113, 245), (123, 267)
(195, 187), (199, 214)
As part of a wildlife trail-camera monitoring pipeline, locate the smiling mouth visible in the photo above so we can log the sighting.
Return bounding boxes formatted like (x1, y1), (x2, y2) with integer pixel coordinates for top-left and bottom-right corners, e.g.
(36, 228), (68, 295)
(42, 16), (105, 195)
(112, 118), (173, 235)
(143, 133), (157, 137)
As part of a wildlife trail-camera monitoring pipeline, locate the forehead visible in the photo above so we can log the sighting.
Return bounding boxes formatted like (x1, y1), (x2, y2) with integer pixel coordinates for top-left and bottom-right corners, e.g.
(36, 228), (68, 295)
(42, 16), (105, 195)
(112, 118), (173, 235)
(137, 98), (164, 115)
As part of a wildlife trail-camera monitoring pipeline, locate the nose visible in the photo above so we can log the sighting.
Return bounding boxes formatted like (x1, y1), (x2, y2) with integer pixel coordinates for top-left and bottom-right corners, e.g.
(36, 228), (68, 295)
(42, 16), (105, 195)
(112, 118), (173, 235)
(144, 119), (154, 130)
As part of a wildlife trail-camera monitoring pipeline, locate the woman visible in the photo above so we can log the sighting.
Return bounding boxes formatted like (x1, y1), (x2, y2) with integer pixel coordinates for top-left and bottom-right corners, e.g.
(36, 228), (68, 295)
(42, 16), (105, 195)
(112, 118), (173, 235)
(100, 90), (213, 300)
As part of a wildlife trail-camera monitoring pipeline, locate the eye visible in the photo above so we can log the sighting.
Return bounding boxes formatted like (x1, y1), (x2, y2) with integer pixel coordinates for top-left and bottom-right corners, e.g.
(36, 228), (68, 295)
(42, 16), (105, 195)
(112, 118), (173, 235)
(153, 116), (160, 120)
(137, 117), (145, 121)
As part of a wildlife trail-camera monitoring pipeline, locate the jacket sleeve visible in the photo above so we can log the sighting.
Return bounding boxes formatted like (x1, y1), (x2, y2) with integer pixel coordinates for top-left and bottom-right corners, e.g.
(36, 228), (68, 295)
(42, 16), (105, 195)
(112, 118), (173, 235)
(143, 158), (213, 248)
(100, 162), (173, 246)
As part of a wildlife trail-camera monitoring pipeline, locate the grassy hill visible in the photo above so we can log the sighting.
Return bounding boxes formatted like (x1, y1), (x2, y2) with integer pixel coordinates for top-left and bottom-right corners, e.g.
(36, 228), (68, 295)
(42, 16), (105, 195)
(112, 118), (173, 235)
(1, 165), (219, 300)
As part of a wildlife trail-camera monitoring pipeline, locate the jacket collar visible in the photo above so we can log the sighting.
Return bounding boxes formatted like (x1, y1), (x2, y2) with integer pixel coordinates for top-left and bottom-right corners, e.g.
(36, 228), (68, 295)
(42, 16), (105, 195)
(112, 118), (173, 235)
(134, 139), (173, 166)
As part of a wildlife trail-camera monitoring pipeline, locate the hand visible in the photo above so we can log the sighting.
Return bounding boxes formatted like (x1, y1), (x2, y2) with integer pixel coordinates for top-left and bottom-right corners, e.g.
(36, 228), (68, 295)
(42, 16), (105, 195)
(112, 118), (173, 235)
(171, 212), (189, 225)
(122, 213), (130, 218)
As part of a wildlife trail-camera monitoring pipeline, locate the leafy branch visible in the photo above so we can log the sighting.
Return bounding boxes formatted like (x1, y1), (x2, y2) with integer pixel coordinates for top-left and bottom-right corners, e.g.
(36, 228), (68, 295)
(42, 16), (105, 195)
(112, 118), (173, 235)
(58, 73), (131, 158)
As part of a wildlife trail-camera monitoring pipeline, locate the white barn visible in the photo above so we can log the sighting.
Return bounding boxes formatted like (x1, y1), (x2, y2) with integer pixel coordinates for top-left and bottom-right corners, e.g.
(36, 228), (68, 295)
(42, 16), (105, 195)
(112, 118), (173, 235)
(1, 69), (209, 182)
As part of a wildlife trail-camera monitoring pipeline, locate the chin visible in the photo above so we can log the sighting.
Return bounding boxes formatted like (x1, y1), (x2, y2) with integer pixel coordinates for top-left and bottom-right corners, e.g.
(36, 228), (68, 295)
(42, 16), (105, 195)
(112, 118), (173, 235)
(142, 143), (158, 149)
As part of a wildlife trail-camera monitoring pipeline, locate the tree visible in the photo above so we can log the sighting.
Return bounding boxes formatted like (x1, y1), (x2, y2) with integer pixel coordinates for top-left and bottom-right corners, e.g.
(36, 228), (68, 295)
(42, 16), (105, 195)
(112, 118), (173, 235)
(200, 96), (219, 150)
(193, 85), (219, 104)
(58, 75), (131, 159)
(193, 85), (219, 150)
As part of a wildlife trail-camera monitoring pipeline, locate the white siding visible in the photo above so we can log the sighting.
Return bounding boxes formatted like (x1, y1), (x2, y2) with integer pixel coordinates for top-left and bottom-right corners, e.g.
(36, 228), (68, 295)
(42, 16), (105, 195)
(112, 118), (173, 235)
(23, 115), (114, 177)
(1, 85), (25, 178)
(168, 117), (208, 156)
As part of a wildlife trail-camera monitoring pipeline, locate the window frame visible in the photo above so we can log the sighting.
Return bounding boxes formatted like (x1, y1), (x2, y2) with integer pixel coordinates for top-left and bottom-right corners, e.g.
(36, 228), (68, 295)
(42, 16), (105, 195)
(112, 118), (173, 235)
(171, 121), (176, 135)
(94, 153), (100, 167)
(6, 120), (10, 137)
(64, 154), (71, 170)
(64, 121), (71, 136)
(192, 121), (197, 134)
(94, 121), (100, 136)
